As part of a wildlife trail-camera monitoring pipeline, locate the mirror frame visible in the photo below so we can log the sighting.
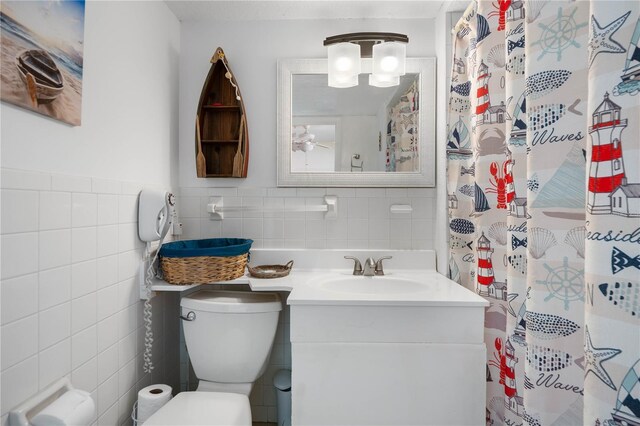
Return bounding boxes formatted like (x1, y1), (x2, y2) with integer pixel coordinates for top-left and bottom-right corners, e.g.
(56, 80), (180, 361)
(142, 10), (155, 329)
(277, 57), (436, 187)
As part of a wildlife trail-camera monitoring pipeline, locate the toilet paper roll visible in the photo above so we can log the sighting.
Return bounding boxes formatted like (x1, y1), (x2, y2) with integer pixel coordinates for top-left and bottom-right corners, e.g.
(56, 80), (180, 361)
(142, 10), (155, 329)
(31, 389), (95, 426)
(137, 384), (172, 424)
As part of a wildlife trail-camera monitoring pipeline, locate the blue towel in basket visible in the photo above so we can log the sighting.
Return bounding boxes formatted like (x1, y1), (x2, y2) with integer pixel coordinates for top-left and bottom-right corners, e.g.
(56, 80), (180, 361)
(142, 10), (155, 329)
(159, 238), (253, 258)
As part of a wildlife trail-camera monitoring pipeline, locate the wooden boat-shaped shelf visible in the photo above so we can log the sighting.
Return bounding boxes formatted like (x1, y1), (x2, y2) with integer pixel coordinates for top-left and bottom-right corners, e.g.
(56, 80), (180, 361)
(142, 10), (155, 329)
(196, 47), (249, 178)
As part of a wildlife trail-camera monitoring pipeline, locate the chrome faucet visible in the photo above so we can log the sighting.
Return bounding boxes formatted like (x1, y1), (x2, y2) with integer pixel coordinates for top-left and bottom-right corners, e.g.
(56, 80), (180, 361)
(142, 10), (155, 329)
(363, 258), (376, 276)
(344, 256), (393, 276)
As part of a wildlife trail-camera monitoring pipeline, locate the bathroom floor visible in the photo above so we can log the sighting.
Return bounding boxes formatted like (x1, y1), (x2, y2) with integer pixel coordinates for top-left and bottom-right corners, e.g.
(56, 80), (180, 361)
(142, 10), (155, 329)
(253, 422), (276, 426)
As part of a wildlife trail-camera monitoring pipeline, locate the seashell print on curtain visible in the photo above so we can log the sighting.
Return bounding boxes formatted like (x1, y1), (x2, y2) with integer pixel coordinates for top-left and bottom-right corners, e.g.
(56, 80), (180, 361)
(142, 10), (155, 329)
(446, 1), (639, 424)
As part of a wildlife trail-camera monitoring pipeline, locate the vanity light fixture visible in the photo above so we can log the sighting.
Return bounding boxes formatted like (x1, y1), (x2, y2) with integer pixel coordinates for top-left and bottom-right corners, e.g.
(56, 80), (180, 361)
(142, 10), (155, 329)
(324, 32), (409, 88)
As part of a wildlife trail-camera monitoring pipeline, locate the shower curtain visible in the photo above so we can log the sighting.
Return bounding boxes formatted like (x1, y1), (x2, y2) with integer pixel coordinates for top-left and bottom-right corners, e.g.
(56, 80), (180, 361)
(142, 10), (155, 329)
(446, 1), (639, 425)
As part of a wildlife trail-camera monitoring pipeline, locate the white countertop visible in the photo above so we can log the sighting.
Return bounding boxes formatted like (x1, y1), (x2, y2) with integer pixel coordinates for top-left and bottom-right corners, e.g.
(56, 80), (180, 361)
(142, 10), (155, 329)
(151, 268), (488, 308)
(149, 249), (487, 307)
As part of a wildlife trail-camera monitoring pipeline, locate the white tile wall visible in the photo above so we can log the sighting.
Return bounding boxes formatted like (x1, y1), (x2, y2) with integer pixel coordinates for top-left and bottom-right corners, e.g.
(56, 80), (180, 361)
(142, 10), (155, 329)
(178, 186), (437, 250)
(1, 168), (180, 426)
(177, 186), (437, 422)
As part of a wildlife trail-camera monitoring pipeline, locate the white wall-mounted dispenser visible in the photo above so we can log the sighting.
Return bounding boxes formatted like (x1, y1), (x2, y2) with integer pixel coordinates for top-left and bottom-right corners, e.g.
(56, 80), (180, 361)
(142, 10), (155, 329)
(9, 378), (95, 426)
(138, 189), (175, 242)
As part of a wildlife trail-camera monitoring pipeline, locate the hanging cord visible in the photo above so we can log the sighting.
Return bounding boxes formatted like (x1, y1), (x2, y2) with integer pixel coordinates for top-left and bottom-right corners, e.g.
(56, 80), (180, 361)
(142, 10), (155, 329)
(142, 237), (165, 374)
(224, 70), (242, 101)
(218, 52), (242, 101)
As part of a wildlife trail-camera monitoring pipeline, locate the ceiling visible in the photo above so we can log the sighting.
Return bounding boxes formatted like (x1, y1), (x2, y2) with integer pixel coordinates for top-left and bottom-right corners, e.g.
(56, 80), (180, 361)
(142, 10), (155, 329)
(165, 1), (447, 22)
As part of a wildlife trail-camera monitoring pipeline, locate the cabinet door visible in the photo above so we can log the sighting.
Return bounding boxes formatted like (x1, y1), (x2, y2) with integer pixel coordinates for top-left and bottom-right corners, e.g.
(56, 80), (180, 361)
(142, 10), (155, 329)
(291, 343), (486, 425)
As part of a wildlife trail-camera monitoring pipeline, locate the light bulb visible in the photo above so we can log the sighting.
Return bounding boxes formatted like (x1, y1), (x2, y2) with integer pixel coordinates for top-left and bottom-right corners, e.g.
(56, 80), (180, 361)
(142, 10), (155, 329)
(380, 56), (399, 73)
(335, 57), (352, 72)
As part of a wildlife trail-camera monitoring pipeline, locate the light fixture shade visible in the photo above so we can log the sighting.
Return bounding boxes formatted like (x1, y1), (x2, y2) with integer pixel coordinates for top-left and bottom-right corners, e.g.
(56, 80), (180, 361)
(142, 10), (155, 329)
(328, 42), (361, 88)
(368, 73), (400, 87)
(328, 73), (358, 88)
(372, 42), (406, 77)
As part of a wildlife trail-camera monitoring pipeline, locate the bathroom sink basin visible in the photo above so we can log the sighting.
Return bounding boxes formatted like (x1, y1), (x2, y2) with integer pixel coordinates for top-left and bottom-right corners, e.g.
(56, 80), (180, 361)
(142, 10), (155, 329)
(312, 275), (425, 295)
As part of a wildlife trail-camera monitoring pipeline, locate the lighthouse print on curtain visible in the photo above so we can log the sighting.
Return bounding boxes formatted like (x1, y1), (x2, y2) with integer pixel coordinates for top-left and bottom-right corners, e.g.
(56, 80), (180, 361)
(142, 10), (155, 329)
(447, 1), (639, 425)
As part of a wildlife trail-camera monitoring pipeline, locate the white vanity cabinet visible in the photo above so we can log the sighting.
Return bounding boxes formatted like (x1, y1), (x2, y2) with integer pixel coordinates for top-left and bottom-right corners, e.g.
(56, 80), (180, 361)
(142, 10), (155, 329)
(289, 273), (487, 426)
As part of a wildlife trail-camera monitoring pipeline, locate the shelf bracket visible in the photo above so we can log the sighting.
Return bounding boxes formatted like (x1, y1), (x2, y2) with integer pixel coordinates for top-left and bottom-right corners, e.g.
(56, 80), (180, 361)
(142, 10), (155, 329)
(207, 196), (224, 220)
(324, 195), (338, 219)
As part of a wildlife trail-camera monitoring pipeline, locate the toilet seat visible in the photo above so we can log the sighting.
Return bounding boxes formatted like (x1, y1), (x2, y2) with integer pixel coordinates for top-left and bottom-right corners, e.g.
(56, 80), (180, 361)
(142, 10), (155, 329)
(142, 392), (251, 426)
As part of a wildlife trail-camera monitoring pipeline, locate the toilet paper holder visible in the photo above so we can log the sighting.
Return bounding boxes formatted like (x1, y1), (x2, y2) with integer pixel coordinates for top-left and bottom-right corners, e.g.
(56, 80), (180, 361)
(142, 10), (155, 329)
(9, 378), (82, 426)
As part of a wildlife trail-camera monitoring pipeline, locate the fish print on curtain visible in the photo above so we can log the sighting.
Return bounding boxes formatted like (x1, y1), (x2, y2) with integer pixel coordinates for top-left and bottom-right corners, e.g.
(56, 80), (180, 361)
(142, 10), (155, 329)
(447, 1), (640, 425)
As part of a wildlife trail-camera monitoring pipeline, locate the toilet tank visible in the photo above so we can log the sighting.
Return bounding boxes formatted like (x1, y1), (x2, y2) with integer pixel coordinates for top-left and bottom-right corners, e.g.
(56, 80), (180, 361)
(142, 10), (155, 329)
(181, 290), (282, 384)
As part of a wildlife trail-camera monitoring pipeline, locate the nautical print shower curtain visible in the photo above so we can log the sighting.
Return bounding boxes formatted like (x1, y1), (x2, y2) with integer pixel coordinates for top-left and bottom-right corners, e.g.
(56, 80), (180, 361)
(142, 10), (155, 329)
(386, 78), (420, 172)
(446, 1), (639, 425)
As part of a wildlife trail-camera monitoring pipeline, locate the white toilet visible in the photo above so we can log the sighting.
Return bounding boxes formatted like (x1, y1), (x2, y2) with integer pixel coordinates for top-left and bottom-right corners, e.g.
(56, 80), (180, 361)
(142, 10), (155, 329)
(144, 290), (282, 425)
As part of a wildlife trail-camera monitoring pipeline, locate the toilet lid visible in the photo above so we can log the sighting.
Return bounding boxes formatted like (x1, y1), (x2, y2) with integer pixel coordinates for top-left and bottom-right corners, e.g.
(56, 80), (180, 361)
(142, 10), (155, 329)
(142, 392), (251, 426)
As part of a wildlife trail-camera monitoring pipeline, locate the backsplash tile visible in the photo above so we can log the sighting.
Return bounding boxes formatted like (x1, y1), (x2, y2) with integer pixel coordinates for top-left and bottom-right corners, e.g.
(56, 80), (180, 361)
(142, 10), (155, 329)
(72, 227), (98, 263)
(97, 194), (119, 225)
(38, 302), (71, 350)
(71, 325), (97, 369)
(0, 168), (180, 425)
(39, 192), (71, 230)
(1, 315), (38, 369)
(1, 356), (39, 418)
(98, 344), (119, 385)
(51, 174), (92, 193)
(39, 338), (71, 389)
(178, 186), (436, 251)
(39, 229), (71, 270)
(71, 260), (97, 299)
(71, 293), (97, 334)
(1, 169), (51, 191)
(1, 190), (39, 234)
(92, 179), (122, 195)
(1, 232), (39, 279)
(72, 193), (98, 227)
(38, 266), (71, 311)
(72, 355), (98, 396)
(1, 274), (38, 325)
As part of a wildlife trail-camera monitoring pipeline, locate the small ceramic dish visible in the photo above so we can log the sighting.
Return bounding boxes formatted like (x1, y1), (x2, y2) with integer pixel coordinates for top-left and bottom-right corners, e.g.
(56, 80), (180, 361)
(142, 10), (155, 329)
(247, 260), (294, 279)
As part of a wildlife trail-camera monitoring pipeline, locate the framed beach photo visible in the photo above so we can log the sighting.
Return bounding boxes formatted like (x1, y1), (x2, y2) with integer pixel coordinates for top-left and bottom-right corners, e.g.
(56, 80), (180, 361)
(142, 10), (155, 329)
(0, 1), (85, 126)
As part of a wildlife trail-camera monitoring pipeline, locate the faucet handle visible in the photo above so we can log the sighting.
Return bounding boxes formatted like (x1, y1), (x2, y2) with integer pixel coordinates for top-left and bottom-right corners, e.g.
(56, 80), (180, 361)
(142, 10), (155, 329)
(375, 256), (392, 276)
(344, 256), (363, 275)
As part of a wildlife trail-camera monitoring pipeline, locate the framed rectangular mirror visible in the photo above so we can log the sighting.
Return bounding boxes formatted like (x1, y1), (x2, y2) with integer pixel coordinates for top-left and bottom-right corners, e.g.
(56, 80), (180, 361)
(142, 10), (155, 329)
(277, 57), (435, 187)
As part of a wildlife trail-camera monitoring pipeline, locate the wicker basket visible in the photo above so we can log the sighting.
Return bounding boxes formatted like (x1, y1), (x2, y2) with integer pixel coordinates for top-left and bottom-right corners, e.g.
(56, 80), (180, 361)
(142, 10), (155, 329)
(159, 238), (252, 285)
(161, 253), (248, 285)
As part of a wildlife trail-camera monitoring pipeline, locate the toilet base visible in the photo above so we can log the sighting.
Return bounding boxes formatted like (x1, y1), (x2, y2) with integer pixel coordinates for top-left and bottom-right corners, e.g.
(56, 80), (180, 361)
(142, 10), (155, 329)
(197, 380), (253, 396)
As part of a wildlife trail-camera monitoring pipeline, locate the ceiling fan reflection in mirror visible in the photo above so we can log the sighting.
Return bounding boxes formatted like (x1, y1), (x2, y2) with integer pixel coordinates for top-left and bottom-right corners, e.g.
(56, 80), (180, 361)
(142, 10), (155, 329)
(291, 125), (330, 152)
